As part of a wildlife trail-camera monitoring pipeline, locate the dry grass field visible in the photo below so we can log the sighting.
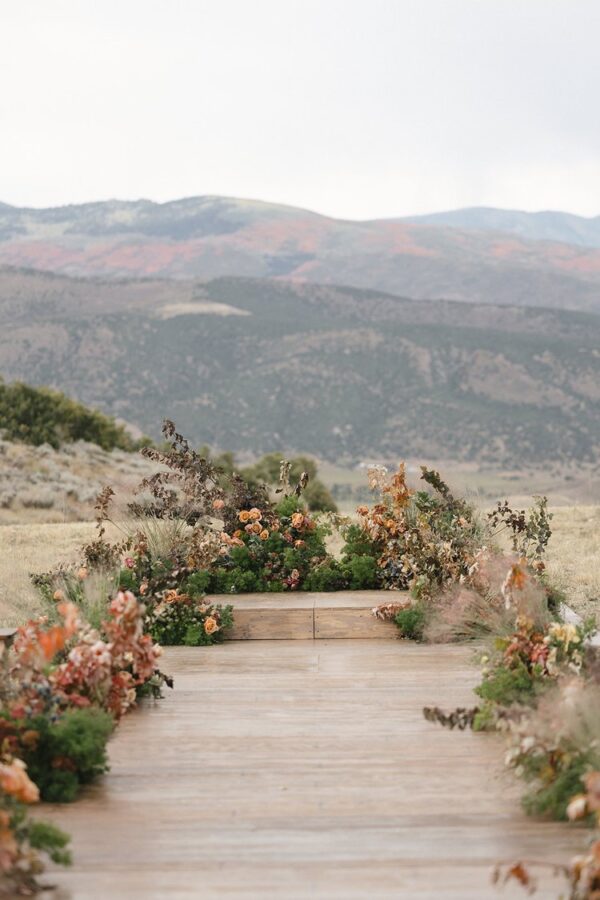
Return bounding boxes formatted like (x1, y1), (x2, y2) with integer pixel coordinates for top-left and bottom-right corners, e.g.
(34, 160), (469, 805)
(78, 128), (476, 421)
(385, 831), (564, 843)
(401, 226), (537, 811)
(0, 506), (598, 628)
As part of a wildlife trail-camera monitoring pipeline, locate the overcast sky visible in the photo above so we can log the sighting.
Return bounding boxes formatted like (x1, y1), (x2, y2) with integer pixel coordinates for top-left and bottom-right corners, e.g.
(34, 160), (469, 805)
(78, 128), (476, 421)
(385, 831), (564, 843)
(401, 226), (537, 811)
(1, 0), (599, 219)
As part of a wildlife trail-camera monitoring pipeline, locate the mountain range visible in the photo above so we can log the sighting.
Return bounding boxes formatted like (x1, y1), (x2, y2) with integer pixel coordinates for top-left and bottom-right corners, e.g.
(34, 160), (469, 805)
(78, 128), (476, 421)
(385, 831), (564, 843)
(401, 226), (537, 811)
(0, 267), (598, 467)
(1, 197), (600, 312)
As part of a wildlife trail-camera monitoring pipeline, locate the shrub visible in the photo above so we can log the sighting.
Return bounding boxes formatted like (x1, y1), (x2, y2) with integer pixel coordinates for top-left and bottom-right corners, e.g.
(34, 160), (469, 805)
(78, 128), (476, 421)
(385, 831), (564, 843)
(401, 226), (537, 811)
(395, 603), (426, 640)
(13, 708), (113, 803)
(0, 379), (139, 451)
(147, 594), (233, 646)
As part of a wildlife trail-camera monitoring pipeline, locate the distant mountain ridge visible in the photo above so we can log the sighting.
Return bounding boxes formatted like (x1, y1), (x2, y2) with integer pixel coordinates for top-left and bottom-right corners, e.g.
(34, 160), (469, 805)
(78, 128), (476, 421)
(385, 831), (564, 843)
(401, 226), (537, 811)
(400, 207), (600, 248)
(1, 197), (600, 312)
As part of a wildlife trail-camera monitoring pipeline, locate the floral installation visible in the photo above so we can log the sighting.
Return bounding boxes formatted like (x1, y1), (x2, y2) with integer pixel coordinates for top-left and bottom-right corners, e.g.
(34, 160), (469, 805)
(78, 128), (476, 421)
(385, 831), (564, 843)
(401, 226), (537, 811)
(0, 750), (71, 895)
(1, 592), (169, 804)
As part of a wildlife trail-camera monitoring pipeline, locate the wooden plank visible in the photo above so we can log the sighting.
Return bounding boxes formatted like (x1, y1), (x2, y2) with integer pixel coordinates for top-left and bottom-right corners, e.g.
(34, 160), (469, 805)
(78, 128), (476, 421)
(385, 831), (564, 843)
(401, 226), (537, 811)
(314, 605), (399, 639)
(42, 641), (581, 899)
(226, 607), (314, 640)
(211, 591), (410, 640)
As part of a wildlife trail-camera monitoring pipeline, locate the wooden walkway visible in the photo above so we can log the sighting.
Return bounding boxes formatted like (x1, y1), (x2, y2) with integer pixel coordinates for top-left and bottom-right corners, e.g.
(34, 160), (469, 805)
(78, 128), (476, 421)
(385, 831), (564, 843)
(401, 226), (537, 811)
(44, 640), (580, 899)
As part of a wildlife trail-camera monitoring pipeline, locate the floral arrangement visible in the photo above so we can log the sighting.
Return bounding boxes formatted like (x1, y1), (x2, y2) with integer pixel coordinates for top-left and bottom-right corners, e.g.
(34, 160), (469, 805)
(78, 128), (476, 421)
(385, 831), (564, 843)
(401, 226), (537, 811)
(1, 593), (167, 804)
(0, 753), (71, 895)
(419, 543), (600, 897)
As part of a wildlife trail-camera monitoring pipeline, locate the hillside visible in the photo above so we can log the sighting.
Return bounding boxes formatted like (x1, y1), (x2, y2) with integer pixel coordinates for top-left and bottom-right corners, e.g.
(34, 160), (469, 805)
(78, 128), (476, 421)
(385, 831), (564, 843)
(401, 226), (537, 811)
(402, 207), (600, 248)
(1, 197), (600, 311)
(1, 268), (599, 467)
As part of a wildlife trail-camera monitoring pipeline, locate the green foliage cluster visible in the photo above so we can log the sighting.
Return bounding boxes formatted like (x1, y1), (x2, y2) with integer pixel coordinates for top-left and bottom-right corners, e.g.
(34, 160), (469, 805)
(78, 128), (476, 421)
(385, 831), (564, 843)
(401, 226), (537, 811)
(147, 595), (234, 647)
(475, 659), (545, 709)
(10, 708), (114, 803)
(1, 793), (71, 893)
(394, 603), (427, 641)
(519, 752), (594, 821)
(0, 379), (142, 450)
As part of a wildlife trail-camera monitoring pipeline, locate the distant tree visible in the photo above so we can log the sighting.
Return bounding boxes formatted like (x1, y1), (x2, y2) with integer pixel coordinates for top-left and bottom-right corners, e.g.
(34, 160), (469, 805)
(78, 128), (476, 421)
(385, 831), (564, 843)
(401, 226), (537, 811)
(241, 452), (338, 512)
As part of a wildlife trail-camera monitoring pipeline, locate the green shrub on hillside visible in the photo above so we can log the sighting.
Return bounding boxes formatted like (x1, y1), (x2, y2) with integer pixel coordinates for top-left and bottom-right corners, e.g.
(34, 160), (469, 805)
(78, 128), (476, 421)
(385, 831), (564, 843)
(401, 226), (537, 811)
(0, 379), (141, 450)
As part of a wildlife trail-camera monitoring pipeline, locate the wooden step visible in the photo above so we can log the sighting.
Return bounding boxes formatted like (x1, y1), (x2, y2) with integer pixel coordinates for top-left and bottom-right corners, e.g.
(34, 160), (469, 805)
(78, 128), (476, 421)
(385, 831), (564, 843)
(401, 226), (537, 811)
(205, 591), (406, 640)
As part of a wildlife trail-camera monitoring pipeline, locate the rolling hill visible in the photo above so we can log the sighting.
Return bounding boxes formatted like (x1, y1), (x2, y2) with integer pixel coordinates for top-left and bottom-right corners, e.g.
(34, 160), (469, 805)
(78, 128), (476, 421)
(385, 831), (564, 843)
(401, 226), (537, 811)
(1, 197), (600, 312)
(401, 207), (600, 248)
(1, 267), (599, 467)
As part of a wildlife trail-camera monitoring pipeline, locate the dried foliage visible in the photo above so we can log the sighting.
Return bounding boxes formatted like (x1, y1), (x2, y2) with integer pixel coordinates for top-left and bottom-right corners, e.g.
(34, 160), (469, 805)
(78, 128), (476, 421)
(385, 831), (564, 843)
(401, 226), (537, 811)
(359, 463), (484, 598)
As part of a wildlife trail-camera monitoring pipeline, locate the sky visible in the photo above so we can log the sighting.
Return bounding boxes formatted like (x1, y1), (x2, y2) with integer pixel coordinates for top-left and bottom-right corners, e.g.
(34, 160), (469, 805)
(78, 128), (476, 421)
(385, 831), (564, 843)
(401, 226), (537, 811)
(1, 0), (600, 220)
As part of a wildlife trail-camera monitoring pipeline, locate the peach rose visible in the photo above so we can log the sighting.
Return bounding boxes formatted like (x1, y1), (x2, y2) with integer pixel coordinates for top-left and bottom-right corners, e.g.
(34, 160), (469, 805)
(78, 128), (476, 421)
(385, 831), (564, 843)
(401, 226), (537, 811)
(260, 529), (269, 541)
(212, 498), (225, 510)
(239, 510), (251, 523)
(204, 616), (219, 635)
(251, 522), (262, 534)
(0, 759), (39, 804)
(291, 513), (304, 529)
(249, 508), (262, 521)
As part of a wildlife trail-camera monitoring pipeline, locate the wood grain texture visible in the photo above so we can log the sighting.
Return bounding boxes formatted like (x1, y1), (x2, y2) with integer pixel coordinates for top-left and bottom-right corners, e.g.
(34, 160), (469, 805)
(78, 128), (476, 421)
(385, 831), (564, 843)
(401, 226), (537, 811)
(42, 641), (579, 899)
(213, 591), (407, 640)
(314, 606), (399, 639)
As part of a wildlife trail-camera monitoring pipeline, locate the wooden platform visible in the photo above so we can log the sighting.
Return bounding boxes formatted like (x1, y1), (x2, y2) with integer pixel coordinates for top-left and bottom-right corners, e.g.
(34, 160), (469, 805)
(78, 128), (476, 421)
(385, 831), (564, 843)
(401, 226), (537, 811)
(43, 641), (580, 899)
(210, 591), (403, 640)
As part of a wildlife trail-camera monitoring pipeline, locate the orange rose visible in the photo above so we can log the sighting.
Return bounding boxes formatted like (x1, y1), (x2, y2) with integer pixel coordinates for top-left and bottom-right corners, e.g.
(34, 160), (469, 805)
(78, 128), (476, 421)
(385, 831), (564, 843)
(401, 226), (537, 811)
(260, 529), (269, 541)
(291, 513), (304, 529)
(0, 759), (39, 804)
(251, 522), (262, 534)
(249, 508), (262, 521)
(212, 498), (225, 510)
(204, 616), (219, 635)
(239, 510), (251, 523)
(233, 530), (243, 539)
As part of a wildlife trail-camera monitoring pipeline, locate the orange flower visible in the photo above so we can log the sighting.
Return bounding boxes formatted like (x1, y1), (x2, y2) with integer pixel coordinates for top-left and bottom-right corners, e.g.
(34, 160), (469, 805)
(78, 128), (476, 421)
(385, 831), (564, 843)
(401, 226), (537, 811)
(251, 522), (262, 534)
(294, 539), (306, 549)
(212, 498), (225, 510)
(249, 508), (262, 521)
(204, 616), (219, 635)
(291, 513), (304, 529)
(0, 809), (18, 873)
(260, 529), (269, 541)
(0, 758), (39, 804)
(239, 510), (251, 523)
(356, 505), (369, 517)
(233, 530), (243, 539)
